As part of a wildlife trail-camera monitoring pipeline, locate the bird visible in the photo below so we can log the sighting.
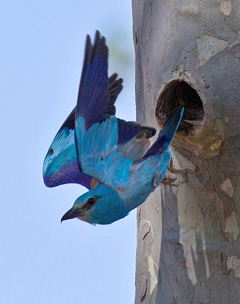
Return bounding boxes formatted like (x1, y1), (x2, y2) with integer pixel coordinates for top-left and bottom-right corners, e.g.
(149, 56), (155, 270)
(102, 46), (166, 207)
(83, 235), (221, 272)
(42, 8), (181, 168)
(61, 107), (183, 225)
(43, 31), (156, 189)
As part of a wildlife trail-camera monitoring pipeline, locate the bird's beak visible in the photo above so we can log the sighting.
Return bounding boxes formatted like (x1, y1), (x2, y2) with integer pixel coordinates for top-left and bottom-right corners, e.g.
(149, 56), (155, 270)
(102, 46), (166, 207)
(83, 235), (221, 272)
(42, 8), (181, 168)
(61, 207), (83, 222)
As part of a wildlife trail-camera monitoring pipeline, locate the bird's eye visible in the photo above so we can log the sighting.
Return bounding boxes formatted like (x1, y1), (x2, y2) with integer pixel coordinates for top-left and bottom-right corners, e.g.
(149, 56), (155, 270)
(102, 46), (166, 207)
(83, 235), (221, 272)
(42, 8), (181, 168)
(48, 148), (54, 156)
(87, 198), (97, 205)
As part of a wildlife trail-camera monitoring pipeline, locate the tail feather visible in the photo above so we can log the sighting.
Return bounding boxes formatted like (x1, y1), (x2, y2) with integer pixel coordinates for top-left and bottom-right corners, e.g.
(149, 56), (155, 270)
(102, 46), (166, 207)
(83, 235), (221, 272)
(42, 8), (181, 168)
(143, 107), (184, 159)
(159, 107), (184, 142)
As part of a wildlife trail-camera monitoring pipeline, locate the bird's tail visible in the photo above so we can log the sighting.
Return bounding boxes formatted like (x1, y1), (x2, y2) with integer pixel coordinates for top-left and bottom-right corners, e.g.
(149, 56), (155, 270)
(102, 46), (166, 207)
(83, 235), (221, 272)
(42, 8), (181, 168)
(143, 107), (184, 159)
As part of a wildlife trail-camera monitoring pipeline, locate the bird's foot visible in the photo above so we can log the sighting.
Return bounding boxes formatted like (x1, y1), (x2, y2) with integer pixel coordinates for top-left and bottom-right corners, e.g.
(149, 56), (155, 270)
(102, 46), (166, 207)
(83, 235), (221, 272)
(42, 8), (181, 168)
(161, 177), (177, 187)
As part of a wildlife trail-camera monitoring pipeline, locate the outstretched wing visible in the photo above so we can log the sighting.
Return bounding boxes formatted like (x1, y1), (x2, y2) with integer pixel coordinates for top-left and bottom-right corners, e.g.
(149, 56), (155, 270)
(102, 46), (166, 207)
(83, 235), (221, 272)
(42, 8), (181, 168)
(74, 31), (133, 188)
(43, 31), (123, 189)
(75, 30), (109, 130)
(43, 31), (156, 189)
(55, 73), (123, 137)
(75, 116), (133, 188)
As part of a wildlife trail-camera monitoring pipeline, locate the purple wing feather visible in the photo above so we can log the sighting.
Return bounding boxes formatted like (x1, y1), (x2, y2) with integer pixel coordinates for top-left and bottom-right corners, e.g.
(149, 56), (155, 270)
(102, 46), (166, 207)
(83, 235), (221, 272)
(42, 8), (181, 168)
(75, 31), (109, 130)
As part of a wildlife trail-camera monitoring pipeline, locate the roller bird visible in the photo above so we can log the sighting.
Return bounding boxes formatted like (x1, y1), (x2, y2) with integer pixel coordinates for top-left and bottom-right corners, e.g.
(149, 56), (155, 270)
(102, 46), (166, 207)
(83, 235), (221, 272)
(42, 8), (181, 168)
(61, 106), (183, 224)
(43, 31), (155, 189)
(43, 31), (183, 225)
(60, 31), (183, 225)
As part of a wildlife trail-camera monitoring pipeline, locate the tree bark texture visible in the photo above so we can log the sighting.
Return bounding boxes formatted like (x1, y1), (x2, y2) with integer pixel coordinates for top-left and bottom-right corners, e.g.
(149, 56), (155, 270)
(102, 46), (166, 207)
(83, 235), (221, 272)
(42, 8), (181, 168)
(133, 1), (240, 303)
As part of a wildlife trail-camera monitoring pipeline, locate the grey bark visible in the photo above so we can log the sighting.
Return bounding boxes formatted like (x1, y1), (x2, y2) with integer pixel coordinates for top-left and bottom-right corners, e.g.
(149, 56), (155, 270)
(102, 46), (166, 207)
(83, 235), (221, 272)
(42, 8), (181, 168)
(133, 1), (240, 303)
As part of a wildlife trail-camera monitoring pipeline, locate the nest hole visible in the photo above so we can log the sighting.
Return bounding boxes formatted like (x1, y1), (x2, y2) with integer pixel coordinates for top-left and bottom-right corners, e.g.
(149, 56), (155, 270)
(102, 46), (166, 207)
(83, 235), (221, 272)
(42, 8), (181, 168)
(156, 80), (204, 135)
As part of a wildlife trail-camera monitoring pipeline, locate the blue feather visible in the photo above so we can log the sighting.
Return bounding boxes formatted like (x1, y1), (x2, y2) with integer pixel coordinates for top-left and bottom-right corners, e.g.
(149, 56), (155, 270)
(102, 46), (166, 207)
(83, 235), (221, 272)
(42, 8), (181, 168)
(76, 31), (109, 130)
(143, 107), (183, 159)
(75, 116), (132, 187)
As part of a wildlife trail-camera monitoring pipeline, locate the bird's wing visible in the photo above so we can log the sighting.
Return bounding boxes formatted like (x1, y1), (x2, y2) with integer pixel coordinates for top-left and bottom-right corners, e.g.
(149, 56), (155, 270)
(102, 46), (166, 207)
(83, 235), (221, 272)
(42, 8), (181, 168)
(75, 31), (109, 130)
(43, 31), (156, 188)
(54, 73), (123, 136)
(43, 31), (122, 189)
(75, 116), (133, 188)
(107, 73), (123, 115)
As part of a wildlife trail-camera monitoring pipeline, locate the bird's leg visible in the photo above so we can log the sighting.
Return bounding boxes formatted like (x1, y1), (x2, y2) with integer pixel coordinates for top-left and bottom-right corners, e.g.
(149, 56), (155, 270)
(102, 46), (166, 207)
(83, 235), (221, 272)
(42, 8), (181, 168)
(167, 158), (184, 174)
(161, 159), (185, 186)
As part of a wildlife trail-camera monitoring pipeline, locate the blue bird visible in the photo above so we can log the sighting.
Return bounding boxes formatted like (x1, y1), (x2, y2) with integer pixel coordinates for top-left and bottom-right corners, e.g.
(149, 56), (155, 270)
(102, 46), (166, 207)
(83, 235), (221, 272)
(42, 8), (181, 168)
(43, 31), (156, 189)
(61, 103), (183, 224)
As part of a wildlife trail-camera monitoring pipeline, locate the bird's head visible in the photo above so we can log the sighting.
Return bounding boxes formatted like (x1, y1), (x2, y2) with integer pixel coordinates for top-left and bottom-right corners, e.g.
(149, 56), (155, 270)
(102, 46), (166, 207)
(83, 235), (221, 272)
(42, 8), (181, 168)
(61, 184), (128, 225)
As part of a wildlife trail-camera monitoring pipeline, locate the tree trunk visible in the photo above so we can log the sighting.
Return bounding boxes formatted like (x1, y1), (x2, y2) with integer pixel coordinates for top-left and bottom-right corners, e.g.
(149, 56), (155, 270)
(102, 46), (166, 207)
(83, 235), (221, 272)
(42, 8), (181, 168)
(133, 1), (240, 303)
